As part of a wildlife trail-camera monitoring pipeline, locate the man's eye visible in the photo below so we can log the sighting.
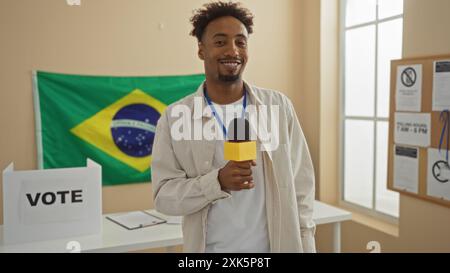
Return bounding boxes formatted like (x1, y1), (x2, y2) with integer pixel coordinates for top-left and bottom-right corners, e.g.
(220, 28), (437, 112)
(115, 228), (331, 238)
(215, 41), (225, 46)
(237, 41), (247, 47)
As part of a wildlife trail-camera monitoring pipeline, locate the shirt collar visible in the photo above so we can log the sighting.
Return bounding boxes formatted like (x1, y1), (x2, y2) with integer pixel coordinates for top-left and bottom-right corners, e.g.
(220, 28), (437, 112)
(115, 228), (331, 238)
(192, 80), (263, 120)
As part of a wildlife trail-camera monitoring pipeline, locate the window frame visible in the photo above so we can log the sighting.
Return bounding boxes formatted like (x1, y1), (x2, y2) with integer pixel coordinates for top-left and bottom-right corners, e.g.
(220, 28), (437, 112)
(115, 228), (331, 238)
(339, 0), (404, 223)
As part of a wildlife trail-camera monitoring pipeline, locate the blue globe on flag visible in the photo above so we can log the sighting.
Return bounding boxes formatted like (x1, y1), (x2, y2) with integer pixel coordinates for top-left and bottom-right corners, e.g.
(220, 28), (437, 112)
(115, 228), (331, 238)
(111, 103), (160, 158)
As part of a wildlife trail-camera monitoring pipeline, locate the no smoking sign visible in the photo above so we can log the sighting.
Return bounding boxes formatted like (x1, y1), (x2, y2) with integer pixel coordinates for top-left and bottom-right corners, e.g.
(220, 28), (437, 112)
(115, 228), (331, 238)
(401, 67), (417, 87)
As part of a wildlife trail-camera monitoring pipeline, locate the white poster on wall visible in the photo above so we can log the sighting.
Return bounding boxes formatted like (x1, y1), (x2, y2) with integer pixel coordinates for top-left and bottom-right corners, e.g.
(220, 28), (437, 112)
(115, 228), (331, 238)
(396, 64), (423, 112)
(427, 148), (450, 201)
(2, 159), (102, 245)
(393, 145), (419, 194)
(432, 60), (450, 111)
(394, 112), (431, 147)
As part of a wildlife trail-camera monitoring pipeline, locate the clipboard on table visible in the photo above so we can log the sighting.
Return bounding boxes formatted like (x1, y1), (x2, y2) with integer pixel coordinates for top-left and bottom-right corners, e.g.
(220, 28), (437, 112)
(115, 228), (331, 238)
(106, 211), (167, 230)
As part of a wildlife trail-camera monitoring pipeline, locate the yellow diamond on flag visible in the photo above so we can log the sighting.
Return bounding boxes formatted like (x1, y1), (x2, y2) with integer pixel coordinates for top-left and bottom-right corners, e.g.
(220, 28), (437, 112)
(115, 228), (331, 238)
(71, 89), (167, 172)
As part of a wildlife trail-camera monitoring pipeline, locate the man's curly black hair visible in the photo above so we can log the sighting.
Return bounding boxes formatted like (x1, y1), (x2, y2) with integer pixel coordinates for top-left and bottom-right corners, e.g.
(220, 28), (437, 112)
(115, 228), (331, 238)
(190, 1), (254, 42)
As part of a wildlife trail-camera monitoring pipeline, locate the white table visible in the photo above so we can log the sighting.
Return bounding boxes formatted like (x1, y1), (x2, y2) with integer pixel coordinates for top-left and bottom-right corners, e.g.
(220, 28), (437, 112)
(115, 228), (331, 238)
(0, 200), (350, 253)
(312, 201), (352, 253)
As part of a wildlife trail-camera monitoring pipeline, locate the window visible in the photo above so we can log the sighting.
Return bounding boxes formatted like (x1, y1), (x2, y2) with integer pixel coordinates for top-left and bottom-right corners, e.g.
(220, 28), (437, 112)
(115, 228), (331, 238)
(341, 0), (403, 219)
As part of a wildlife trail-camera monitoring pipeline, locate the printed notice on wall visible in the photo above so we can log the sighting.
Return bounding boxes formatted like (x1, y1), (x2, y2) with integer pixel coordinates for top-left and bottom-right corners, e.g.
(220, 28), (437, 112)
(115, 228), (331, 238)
(394, 112), (430, 147)
(396, 65), (423, 112)
(393, 146), (419, 194)
(432, 60), (450, 111)
(427, 148), (450, 201)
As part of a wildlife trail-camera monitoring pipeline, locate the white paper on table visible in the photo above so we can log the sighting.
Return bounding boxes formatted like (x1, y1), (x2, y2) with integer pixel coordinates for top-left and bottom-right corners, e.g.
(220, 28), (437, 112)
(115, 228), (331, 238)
(432, 60), (450, 111)
(163, 215), (182, 225)
(427, 148), (450, 201)
(396, 65), (423, 112)
(106, 211), (166, 230)
(393, 146), (419, 194)
(394, 112), (431, 147)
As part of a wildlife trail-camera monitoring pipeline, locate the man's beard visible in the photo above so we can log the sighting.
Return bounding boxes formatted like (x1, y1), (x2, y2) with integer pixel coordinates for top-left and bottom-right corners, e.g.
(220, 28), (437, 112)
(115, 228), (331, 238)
(218, 73), (240, 82)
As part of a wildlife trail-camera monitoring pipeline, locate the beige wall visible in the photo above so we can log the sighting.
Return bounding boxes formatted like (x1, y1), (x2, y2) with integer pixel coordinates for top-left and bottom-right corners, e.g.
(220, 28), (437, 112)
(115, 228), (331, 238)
(294, 0), (339, 203)
(316, 0), (450, 253)
(295, 0), (321, 200)
(0, 0), (306, 224)
(319, 0), (339, 204)
(395, 0), (450, 251)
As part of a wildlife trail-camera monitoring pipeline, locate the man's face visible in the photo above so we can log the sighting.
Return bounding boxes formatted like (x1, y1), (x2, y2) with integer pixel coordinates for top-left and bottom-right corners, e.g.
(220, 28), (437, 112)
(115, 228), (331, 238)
(198, 16), (249, 83)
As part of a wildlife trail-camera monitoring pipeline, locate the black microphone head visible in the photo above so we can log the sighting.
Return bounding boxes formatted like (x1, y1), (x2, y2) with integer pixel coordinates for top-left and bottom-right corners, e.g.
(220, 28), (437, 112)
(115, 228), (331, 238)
(227, 117), (250, 142)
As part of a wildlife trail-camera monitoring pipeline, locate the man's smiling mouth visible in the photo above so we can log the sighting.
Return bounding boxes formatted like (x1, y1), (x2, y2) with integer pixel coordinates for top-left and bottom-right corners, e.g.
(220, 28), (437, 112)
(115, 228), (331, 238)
(219, 59), (242, 69)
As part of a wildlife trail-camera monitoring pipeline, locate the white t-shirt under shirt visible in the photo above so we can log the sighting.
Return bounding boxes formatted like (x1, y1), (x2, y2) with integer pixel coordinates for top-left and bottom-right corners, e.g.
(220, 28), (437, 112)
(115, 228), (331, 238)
(205, 96), (270, 253)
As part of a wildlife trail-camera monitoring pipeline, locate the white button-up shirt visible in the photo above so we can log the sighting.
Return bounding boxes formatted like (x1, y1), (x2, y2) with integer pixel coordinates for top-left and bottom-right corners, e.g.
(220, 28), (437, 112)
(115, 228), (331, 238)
(151, 81), (316, 252)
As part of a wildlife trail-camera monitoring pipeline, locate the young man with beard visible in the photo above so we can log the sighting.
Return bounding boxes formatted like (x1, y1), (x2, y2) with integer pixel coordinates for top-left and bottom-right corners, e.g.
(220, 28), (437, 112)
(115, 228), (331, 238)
(152, 1), (316, 253)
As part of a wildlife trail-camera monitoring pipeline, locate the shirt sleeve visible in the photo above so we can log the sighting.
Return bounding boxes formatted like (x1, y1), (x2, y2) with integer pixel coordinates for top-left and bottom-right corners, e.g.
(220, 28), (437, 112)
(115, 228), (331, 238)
(285, 97), (317, 253)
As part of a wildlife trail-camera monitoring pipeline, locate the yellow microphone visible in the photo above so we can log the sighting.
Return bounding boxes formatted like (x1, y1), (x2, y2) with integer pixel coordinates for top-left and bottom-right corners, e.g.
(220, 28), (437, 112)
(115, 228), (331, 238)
(224, 117), (256, 162)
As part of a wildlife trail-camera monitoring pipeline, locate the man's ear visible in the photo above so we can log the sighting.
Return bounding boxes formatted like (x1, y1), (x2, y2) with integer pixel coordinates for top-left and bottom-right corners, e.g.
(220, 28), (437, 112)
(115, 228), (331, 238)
(198, 42), (205, 61)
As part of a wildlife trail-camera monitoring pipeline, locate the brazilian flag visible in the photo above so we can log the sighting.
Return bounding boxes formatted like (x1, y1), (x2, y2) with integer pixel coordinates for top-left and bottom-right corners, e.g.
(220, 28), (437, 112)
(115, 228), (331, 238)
(33, 71), (204, 186)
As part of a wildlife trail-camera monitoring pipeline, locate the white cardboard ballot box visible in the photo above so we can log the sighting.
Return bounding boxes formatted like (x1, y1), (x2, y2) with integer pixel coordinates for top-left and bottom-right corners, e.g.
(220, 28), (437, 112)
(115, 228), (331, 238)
(2, 159), (102, 245)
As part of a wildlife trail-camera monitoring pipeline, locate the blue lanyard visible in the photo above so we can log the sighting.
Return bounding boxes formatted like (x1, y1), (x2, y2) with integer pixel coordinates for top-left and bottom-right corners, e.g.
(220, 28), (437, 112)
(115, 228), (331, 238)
(203, 86), (247, 139)
(439, 110), (450, 163)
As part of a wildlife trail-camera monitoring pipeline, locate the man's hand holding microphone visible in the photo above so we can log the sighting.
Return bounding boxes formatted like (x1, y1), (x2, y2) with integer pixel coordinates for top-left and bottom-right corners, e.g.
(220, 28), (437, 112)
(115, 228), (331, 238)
(219, 160), (256, 191)
(218, 117), (257, 192)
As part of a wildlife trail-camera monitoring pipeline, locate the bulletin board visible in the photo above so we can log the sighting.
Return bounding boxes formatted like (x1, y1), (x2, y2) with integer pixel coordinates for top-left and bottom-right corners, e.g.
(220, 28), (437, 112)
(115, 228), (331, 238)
(387, 54), (450, 207)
